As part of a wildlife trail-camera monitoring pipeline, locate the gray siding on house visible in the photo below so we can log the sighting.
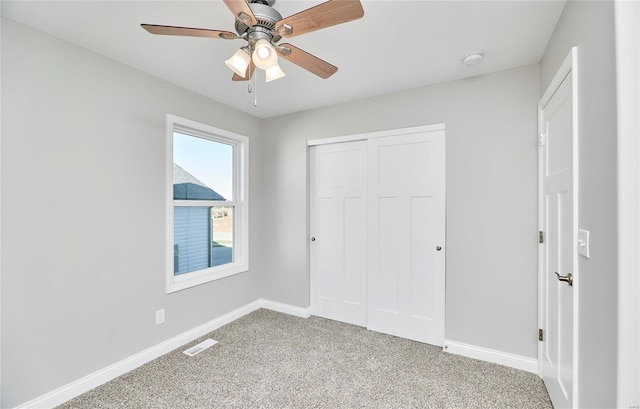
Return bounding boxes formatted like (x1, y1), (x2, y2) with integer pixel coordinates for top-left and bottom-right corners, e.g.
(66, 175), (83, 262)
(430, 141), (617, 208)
(172, 163), (223, 275)
(174, 206), (210, 274)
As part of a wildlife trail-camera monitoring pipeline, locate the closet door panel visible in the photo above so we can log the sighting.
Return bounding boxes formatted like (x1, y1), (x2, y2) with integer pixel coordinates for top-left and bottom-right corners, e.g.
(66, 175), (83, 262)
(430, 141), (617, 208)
(367, 131), (446, 346)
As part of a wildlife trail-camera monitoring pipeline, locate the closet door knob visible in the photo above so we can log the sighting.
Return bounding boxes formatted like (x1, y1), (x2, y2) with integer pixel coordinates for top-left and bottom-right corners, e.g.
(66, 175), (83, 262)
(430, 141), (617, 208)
(436, 246), (442, 251)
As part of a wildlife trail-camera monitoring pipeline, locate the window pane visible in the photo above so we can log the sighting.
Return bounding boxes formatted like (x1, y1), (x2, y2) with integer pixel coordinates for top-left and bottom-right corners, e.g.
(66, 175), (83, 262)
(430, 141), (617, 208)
(174, 206), (234, 275)
(174, 206), (211, 275)
(173, 132), (233, 201)
(212, 206), (234, 267)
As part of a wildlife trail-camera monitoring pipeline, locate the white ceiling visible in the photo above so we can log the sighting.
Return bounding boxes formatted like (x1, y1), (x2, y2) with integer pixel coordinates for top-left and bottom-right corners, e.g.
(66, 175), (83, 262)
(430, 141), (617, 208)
(2, 0), (566, 119)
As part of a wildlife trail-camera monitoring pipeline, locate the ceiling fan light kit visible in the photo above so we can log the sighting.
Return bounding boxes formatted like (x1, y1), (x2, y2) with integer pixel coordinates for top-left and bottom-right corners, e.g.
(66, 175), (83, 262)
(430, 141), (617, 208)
(225, 47), (252, 77)
(251, 39), (278, 70)
(141, 0), (364, 83)
(265, 63), (286, 82)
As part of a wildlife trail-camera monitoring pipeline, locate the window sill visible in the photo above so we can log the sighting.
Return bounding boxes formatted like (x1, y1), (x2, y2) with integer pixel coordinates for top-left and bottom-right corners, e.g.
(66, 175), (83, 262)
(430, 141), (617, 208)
(166, 262), (249, 294)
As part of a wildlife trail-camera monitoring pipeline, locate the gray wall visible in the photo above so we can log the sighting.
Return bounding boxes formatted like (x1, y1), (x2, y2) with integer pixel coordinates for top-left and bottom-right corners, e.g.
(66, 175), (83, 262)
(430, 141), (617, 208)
(1, 19), (263, 408)
(260, 65), (540, 359)
(615, 2), (640, 407)
(540, 1), (618, 407)
(7, 5), (619, 407)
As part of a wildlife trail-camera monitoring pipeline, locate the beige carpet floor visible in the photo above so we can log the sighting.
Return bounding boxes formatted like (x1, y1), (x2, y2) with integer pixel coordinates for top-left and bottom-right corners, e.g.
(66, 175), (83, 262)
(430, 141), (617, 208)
(57, 309), (552, 408)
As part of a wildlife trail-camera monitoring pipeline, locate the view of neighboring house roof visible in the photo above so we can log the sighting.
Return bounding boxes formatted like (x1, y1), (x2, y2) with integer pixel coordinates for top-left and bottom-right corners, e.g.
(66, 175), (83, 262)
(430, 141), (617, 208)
(173, 163), (225, 201)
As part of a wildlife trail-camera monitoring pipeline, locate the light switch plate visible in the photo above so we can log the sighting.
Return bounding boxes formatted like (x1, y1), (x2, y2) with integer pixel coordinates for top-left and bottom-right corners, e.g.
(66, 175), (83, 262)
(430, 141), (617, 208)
(578, 229), (590, 258)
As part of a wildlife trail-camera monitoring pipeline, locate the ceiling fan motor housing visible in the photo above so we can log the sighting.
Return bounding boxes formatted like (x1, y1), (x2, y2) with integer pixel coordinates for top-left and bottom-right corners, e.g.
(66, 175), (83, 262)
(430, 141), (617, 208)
(235, 2), (283, 44)
(251, 0), (275, 5)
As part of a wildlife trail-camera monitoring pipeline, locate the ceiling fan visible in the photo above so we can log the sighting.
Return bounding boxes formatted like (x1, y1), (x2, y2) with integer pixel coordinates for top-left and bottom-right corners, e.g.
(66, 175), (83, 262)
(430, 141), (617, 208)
(141, 0), (364, 82)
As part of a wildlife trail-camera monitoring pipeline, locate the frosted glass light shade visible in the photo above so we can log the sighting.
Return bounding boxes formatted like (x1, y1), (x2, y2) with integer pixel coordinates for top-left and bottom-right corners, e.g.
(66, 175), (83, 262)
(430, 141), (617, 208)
(265, 64), (286, 82)
(252, 39), (278, 70)
(225, 48), (251, 77)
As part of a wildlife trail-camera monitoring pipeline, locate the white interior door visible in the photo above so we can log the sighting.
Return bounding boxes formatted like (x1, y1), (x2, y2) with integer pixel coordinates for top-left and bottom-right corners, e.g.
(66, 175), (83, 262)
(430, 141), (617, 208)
(310, 141), (367, 326)
(366, 131), (446, 345)
(539, 54), (577, 409)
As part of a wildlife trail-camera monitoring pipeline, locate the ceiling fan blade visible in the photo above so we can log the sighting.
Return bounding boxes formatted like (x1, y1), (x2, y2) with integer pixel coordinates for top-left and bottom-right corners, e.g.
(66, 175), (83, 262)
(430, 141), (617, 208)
(141, 24), (238, 40)
(275, 0), (364, 38)
(277, 43), (337, 79)
(223, 0), (258, 27)
(232, 61), (256, 81)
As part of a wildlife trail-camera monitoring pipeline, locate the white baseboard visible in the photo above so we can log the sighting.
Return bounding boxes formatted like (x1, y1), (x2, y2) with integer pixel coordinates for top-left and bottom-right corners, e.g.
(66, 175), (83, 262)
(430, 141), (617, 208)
(260, 299), (312, 318)
(15, 299), (308, 409)
(443, 339), (538, 374)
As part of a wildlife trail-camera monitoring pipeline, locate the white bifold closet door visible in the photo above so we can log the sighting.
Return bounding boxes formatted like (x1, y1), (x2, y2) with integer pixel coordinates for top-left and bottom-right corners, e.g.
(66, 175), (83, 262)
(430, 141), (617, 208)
(310, 128), (446, 346)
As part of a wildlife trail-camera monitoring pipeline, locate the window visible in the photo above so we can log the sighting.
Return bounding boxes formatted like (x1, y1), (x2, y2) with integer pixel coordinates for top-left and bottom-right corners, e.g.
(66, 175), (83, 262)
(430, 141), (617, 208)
(166, 115), (248, 293)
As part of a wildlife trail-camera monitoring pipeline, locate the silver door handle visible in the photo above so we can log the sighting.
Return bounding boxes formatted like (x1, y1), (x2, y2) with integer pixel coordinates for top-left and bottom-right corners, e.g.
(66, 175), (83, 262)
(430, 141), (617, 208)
(555, 272), (573, 286)
(311, 237), (316, 242)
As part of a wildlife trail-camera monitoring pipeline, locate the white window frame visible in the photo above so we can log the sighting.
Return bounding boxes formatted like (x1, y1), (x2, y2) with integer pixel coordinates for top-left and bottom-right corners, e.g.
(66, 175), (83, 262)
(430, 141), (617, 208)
(166, 114), (249, 293)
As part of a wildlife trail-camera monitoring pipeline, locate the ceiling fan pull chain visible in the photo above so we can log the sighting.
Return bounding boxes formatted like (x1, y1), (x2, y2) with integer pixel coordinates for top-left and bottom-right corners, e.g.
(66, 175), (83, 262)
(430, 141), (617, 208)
(253, 69), (258, 107)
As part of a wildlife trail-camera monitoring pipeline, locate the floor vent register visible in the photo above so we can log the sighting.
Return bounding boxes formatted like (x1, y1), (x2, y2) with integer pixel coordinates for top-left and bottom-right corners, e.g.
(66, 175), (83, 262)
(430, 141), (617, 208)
(183, 338), (217, 357)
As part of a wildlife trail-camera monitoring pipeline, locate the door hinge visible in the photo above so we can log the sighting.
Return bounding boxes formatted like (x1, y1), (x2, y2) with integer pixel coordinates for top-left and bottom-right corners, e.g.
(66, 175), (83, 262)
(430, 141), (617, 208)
(539, 231), (544, 244)
(539, 133), (546, 147)
(539, 328), (544, 342)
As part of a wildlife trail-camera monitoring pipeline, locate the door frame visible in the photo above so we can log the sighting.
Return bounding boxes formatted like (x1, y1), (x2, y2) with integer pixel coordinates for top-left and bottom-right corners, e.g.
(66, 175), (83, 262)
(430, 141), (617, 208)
(537, 47), (579, 406)
(307, 123), (446, 147)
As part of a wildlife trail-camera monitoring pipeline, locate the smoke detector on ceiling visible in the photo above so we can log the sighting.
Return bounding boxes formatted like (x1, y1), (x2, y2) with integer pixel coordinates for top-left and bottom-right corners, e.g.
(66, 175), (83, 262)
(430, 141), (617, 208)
(462, 52), (484, 66)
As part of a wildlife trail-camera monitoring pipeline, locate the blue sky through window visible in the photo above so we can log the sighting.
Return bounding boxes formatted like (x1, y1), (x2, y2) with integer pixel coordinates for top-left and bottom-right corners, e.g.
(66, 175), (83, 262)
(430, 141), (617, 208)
(173, 132), (233, 200)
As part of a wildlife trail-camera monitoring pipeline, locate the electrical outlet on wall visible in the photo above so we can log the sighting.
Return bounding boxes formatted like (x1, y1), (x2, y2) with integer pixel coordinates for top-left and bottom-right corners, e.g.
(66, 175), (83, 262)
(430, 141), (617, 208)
(156, 309), (165, 325)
